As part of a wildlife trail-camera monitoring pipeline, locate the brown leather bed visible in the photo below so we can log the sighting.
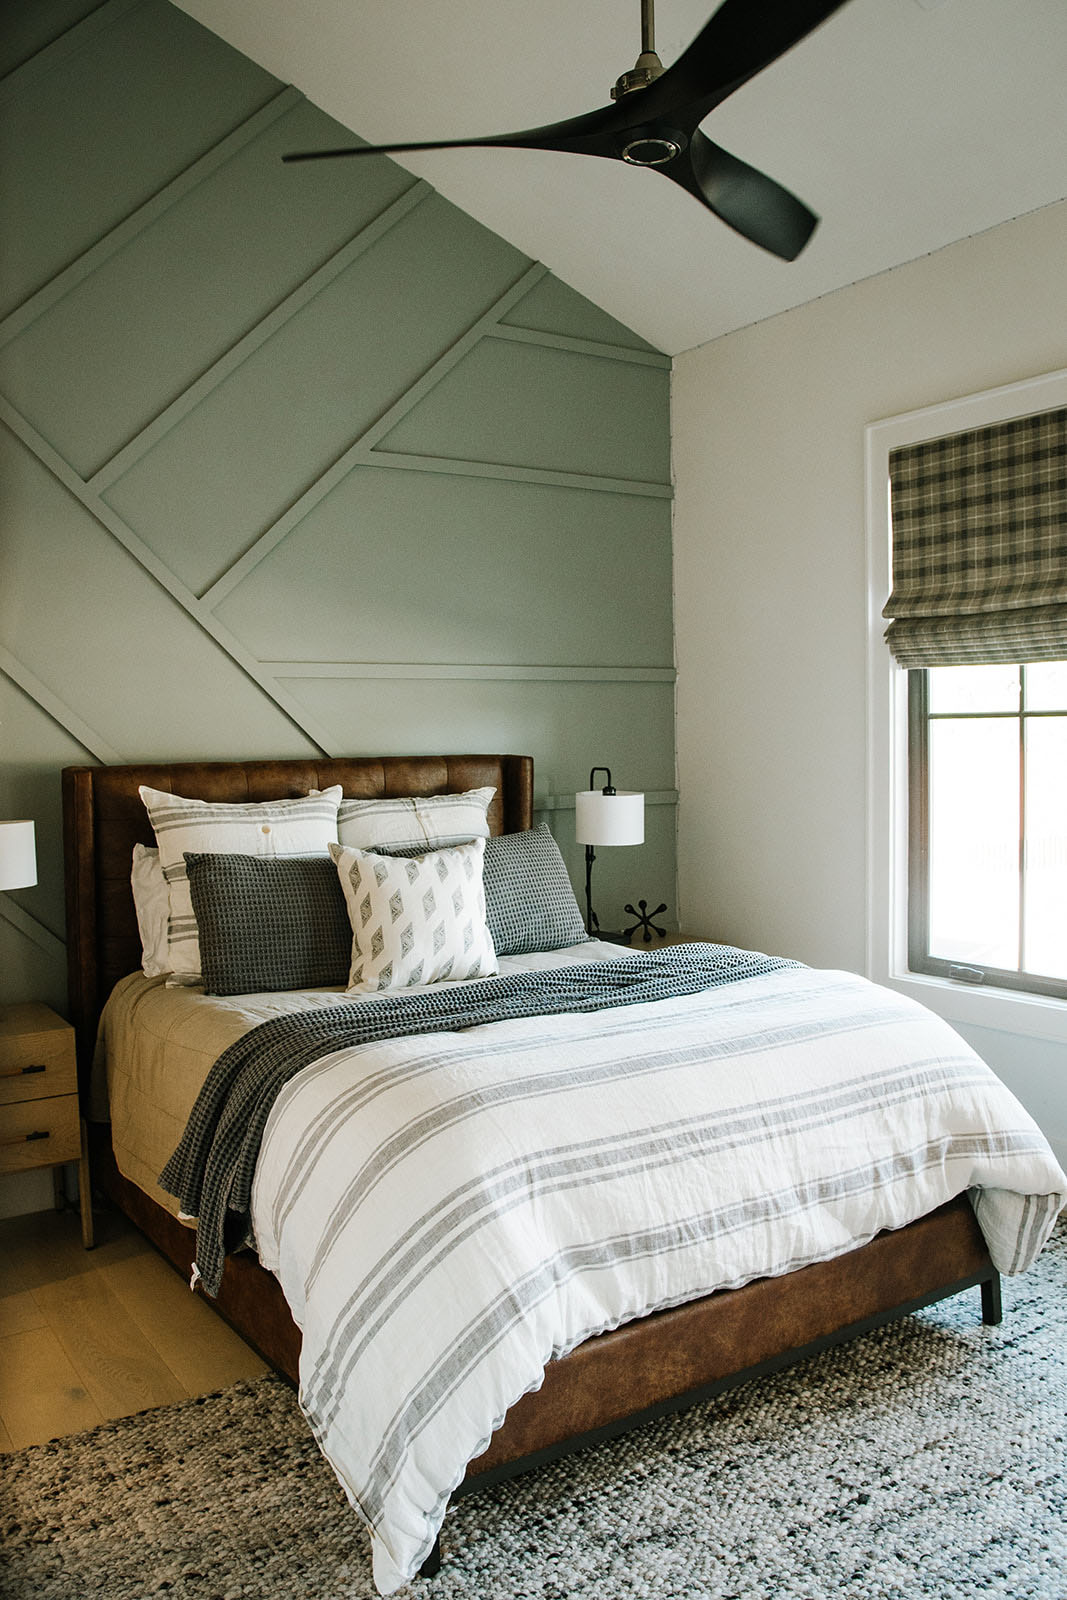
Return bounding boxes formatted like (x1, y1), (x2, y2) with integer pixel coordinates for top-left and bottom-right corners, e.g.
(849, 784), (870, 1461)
(62, 753), (1000, 1573)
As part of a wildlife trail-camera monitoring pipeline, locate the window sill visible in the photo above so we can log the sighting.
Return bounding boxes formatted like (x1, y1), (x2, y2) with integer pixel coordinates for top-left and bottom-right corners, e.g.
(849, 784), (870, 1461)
(883, 968), (1067, 1046)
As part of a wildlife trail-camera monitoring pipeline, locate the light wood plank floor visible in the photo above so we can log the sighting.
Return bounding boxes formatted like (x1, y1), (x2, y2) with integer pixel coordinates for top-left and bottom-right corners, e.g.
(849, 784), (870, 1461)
(0, 1202), (267, 1451)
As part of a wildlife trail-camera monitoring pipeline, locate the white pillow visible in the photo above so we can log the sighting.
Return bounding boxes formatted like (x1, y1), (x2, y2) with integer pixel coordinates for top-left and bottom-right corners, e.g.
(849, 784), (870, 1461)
(138, 785), (343, 985)
(131, 844), (170, 977)
(330, 837), (498, 994)
(335, 787), (494, 852)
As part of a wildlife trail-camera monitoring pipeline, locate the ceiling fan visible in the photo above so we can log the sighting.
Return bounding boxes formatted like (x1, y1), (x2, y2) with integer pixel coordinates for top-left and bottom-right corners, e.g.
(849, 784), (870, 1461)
(282, 0), (850, 262)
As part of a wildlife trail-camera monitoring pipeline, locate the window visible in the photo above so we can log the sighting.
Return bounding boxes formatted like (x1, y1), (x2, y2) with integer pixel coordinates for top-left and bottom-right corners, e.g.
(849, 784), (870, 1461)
(908, 663), (1067, 999)
(865, 366), (1067, 1044)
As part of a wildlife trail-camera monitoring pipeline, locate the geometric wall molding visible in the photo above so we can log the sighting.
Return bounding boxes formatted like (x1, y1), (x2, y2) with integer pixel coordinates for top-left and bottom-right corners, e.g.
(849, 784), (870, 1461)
(0, 396), (338, 756)
(85, 176), (434, 497)
(262, 662), (676, 683)
(196, 260), (551, 609)
(2, 19), (674, 759)
(0, 895), (67, 960)
(486, 323), (671, 371)
(0, 0), (144, 111)
(536, 790), (679, 813)
(0, 85), (303, 351)
(3, 0), (678, 1022)
(0, 646), (123, 764)
(357, 449), (673, 502)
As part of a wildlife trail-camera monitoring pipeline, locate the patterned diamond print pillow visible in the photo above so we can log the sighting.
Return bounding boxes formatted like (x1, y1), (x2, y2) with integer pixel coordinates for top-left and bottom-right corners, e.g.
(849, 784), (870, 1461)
(330, 837), (499, 994)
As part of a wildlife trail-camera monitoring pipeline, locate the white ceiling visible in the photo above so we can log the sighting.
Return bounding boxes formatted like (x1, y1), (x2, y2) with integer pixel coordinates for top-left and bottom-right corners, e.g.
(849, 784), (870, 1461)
(172, 0), (1067, 356)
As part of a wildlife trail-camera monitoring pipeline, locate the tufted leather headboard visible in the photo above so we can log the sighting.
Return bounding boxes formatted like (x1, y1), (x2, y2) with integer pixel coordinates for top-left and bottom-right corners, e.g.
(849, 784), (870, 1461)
(62, 753), (533, 1085)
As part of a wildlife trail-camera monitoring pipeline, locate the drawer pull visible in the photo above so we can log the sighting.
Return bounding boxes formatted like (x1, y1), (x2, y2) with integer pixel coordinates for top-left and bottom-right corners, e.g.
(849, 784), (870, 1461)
(1, 1063), (47, 1078)
(1, 1130), (50, 1147)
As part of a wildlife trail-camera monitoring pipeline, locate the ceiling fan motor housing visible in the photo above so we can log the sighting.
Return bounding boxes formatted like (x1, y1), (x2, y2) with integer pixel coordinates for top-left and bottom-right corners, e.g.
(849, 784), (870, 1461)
(619, 125), (688, 166)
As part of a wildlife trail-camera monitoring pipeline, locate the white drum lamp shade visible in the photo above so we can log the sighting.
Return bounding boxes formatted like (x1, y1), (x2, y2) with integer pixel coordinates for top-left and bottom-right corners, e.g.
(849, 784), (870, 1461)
(575, 789), (645, 847)
(0, 821), (37, 890)
(575, 770), (644, 936)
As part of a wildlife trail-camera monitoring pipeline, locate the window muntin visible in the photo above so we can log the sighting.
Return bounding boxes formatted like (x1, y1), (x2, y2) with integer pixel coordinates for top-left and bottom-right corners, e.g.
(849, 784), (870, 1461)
(909, 665), (1067, 998)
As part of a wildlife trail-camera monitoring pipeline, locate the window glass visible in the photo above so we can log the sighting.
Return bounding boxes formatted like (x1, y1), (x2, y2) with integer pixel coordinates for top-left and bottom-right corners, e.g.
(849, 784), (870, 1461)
(1024, 716), (1067, 980)
(927, 664), (1019, 715)
(1025, 662), (1067, 712)
(927, 717), (1019, 971)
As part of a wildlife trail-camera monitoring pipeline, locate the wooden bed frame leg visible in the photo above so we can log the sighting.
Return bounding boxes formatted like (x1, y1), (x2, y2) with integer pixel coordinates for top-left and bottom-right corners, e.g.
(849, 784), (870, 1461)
(981, 1272), (1002, 1326)
(418, 1534), (442, 1580)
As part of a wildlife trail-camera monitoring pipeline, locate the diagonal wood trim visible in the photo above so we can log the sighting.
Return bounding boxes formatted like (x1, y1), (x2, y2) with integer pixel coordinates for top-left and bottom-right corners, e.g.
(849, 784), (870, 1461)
(0, 896), (66, 960)
(487, 324), (671, 370)
(0, 87), (301, 351)
(0, 0), (145, 107)
(536, 791), (679, 811)
(198, 262), (550, 610)
(88, 179), (433, 494)
(354, 264), (550, 454)
(365, 450), (672, 499)
(262, 662), (677, 683)
(0, 401), (336, 757)
(0, 647), (123, 764)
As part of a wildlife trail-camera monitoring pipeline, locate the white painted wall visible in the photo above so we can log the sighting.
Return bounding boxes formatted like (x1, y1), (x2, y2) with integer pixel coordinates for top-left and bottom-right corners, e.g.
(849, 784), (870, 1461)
(672, 197), (1067, 1169)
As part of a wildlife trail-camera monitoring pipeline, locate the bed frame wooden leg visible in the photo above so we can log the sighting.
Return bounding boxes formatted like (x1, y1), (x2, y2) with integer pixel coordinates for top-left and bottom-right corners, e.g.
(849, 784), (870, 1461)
(981, 1272), (1002, 1325)
(418, 1534), (442, 1579)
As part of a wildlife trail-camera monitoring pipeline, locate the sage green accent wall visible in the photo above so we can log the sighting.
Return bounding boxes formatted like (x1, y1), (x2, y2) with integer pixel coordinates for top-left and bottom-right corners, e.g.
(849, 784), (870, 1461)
(0, 0), (676, 1032)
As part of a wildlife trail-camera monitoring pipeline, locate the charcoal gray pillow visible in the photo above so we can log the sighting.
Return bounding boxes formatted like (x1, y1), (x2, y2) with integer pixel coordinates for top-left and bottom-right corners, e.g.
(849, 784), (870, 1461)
(184, 853), (352, 995)
(482, 823), (590, 956)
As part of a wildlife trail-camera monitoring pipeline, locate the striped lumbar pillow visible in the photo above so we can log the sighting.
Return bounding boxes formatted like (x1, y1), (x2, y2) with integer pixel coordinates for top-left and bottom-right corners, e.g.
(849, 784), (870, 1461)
(330, 837), (498, 994)
(138, 785), (342, 985)
(335, 787), (494, 853)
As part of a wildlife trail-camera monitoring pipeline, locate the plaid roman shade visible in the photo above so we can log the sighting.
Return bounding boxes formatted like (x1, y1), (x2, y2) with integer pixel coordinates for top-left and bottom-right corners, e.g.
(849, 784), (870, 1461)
(882, 406), (1067, 667)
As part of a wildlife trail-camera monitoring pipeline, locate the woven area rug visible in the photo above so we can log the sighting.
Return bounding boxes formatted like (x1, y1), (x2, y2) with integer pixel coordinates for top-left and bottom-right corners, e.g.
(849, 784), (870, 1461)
(4, 1222), (1064, 1600)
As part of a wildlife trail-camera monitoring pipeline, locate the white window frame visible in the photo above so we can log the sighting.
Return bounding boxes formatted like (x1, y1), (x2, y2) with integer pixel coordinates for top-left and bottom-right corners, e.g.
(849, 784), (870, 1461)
(865, 365), (1067, 1046)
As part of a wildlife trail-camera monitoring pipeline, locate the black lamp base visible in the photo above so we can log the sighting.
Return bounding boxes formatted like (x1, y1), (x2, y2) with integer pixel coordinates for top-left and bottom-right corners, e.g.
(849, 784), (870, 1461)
(584, 844), (599, 936)
(621, 899), (667, 944)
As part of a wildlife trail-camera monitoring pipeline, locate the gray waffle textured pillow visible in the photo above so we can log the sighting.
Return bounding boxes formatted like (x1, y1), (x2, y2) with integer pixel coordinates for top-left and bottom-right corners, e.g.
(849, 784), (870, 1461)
(483, 822), (590, 956)
(185, 853), (352, 995)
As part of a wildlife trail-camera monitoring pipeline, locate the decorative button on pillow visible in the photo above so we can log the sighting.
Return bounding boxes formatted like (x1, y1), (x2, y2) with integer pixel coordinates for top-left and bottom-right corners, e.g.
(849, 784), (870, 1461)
(138, 785), (342, 984)
(330, 837), (498, 994)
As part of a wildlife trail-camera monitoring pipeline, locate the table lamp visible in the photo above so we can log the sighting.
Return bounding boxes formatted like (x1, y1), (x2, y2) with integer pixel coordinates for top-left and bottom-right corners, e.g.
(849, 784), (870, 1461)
(575, 768), (644, 936)
(0, 821), (37, 891)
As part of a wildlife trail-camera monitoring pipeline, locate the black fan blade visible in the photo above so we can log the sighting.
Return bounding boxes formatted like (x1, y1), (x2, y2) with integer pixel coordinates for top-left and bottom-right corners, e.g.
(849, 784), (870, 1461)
(636, 0), (850, 126)
(284, 0), (852, 164)
(666, 130), (818, 260)
(283, 103), (630, 164)
(284, 137), (534, 164)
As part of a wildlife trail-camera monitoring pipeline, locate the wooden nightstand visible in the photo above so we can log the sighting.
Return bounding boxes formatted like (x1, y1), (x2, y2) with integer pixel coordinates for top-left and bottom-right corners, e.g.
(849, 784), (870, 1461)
(0, 1002), (93, 1247)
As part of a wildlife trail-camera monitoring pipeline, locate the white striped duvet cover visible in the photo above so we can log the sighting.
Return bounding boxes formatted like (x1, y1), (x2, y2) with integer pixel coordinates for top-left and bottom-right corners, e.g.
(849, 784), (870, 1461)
(249, 957), (1066, 1593)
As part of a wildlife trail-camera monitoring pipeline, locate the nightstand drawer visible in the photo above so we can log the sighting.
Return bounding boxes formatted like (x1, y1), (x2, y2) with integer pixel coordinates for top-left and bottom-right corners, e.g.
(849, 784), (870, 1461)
(0, 1092), (82, 1174)
(0, 1006), (77, 1106)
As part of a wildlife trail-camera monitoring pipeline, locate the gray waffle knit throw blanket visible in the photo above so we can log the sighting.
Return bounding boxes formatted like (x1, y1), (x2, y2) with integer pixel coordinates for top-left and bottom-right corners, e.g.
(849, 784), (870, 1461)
(160, 944), (799, 1297)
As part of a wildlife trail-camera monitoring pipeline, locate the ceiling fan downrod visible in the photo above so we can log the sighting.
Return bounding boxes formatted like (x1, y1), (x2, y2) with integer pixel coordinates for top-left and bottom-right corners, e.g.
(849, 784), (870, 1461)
(611, 0), (666, 100)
